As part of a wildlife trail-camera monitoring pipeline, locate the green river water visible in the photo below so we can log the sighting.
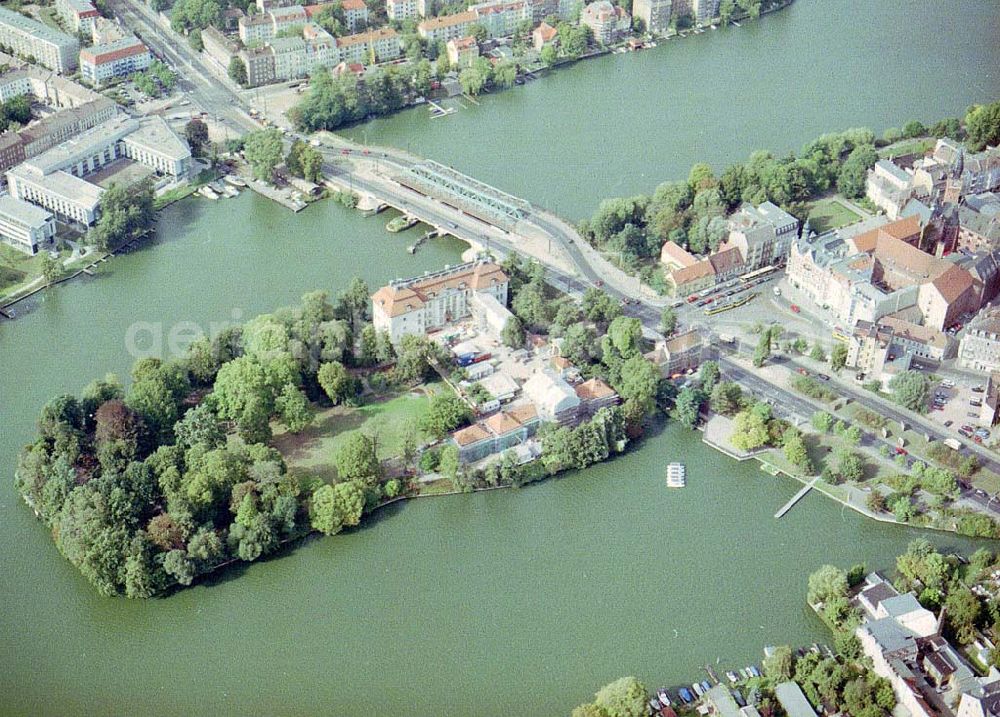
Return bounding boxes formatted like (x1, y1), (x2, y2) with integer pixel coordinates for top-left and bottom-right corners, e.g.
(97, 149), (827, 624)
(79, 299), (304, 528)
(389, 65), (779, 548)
(2, 1), (1000, 714)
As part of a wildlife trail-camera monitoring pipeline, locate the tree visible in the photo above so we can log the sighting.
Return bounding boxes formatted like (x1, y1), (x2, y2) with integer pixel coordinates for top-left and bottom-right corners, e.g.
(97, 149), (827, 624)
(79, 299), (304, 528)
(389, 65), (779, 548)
(837, 143), (878, 198)
(163, 549), (196, 586)
(830, 343), (848, 372)
(835, 449), (864, 482)
(419, 392), (471, 438)
(243, 129), (284, 181)
(317, 361), (356, 405)
(332, 479), (365, 527)
(617, 356), (660, 415)
(888, 370), (930, 412)
(752, 330), (771, 367)
(673, 386), (704, 428)
(763, 645), (793, 681)
(275, 383), (312, 433)
(808, 564), (848, 605)
(228, 55), (248, 87)
(944, 585), (981, 645)
(809, 343), (826, 362)
(965, 100), (1000, 151)
(593, 676), (647, 717)
(40, 253), (64, 283)
(184, 118), (209, 156)
(659, 306), (677, 336)
(88, 180), (155, 252)
(501, 315), (526, 348)
(710, 381), (743, 415)
(437, 444), (461, 490)
(334, 432), (381, 484)
(540, 43), (558, 67)
(731, 408), (770, 451)
(310, 483), (344, 535)
(783, 428), (811, 472)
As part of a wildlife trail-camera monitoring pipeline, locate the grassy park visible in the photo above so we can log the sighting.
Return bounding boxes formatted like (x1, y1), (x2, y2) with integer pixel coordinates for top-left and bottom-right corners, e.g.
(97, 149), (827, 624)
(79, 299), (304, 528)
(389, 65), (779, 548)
(271, 381), (449, 482)
(806, 198), (862, 234)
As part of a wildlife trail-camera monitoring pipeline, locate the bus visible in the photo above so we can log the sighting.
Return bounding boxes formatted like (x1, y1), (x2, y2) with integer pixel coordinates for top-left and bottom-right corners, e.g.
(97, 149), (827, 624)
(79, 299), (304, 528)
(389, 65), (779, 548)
(739, 265), (779, 284)
(832, 327), (850, 343)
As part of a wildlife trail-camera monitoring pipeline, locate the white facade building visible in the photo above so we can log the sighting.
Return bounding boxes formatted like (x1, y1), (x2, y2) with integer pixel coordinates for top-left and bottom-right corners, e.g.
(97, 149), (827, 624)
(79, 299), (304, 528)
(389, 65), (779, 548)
(0, 6), (79, 73)
(372, 261), (510, 344)
(387, 0), (419, 21)
(54, 0), (100, 34)
(79, 35), (152, 86)
(0, 194), (56, 255)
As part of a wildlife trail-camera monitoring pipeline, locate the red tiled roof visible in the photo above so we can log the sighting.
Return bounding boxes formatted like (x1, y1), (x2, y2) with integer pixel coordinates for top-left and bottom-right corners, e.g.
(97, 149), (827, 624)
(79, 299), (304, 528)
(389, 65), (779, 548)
(80, 41), (149, 66)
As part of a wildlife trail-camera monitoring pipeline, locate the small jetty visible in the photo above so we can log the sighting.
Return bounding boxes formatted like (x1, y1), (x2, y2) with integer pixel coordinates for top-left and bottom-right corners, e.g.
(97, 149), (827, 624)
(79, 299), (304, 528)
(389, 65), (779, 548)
(428, 100), (456, 118)
(666, 462), (686, 488)
(387, 215), (418, 233)
(774, 476), (818, 518)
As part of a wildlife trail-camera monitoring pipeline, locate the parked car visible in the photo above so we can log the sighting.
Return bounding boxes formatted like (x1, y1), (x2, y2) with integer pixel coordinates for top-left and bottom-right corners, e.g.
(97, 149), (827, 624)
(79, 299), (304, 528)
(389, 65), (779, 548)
(817, 373), (831, 381)
(893, 447), (908, 456)
(790, 304), (800, 313)
(972, 385), (985, 393)
(944, 420), (953, 427)
(797, 368), (809, 376)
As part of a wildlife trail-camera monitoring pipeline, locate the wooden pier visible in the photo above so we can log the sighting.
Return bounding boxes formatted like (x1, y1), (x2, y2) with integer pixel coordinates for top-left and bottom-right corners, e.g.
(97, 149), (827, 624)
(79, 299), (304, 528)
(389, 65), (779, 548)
(774, 476), (819, 519)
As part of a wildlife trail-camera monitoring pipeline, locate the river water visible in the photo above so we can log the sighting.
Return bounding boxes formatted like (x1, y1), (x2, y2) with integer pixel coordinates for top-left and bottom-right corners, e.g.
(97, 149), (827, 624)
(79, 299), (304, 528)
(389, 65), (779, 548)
(2, 1), (999, 714)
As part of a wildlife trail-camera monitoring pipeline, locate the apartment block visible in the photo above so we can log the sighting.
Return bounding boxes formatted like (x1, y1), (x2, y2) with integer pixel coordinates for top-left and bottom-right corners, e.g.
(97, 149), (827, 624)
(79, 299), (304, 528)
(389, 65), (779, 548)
(54, 0), (100, 34)
(80, 35), (152, 86)
(0, 6), (79, 73)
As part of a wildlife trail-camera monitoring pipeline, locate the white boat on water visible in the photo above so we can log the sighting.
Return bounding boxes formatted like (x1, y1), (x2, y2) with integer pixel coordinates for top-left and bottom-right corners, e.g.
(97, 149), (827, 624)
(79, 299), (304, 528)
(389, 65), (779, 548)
(666, 462), (686, 488)
(197, 185), (219, 200)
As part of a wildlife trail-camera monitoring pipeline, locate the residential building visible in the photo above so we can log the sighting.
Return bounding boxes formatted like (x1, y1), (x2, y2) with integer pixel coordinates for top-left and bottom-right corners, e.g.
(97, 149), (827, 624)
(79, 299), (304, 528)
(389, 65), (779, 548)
(527, 0), (558, 22)
(522, 370), (580, 423)
(659, 239), (698, 271)
(79, 35), (152, 86)
(55, 0), (100, 34)
(201, 26), (239, 69)
(238, 14), (274, 45)
(787, 216), (980, 330)
(451, 403), (539, 462)
(958, 205), (1000, 254)
(387, 0), (419, 21)
(372, 261), (509, 343)
(691, 0), (718, 24)
(666, 255), (717, 297)
(980, 373), (1000, 428)
(17, 97), (117, 156)
(341, 0), (369, 29)
(239, 46), (276, 87)
(956, 680), (1000, 717)
(959, 309), (1000, 373)
(867, 158), (915, 220)
(417, 11), (477, 42)
(726, 201), (800, 271)
(580, 0), (630, 45)
(446, 35), (479, 67)
(557, 0), (580, 19)
(531, 21), (557, 50)
(574, 377), (619, 417)
(0, 194), (56, 255)
(0, 64), (101, 109)
(0, 6), (79, 73)
(469, 0), (532, 39)
(416, 0), (434, 17)
(632, 0), (671, 33)
(268, 36), (309, 79)
(773, 682), (814, 717)
(645, 329), (703, 377)
(337, 27), (401, 64)
(0, 134), (25, 171)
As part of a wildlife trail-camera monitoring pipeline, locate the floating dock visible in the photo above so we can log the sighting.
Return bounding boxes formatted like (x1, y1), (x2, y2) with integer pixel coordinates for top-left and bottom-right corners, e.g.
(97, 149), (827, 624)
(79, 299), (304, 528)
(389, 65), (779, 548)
(666, 462), (686, 488)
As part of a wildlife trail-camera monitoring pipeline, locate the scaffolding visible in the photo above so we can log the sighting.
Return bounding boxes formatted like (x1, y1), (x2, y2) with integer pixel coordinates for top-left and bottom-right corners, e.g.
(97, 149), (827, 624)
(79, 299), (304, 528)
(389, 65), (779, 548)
(396, 160), (531, 229)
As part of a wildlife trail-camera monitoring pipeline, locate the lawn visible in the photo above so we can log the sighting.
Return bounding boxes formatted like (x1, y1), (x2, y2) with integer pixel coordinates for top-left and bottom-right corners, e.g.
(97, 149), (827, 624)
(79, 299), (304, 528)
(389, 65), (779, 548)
(807, 198), (862, 234)
(878, 138), (935, 159)
(272, 382), (448, 482)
